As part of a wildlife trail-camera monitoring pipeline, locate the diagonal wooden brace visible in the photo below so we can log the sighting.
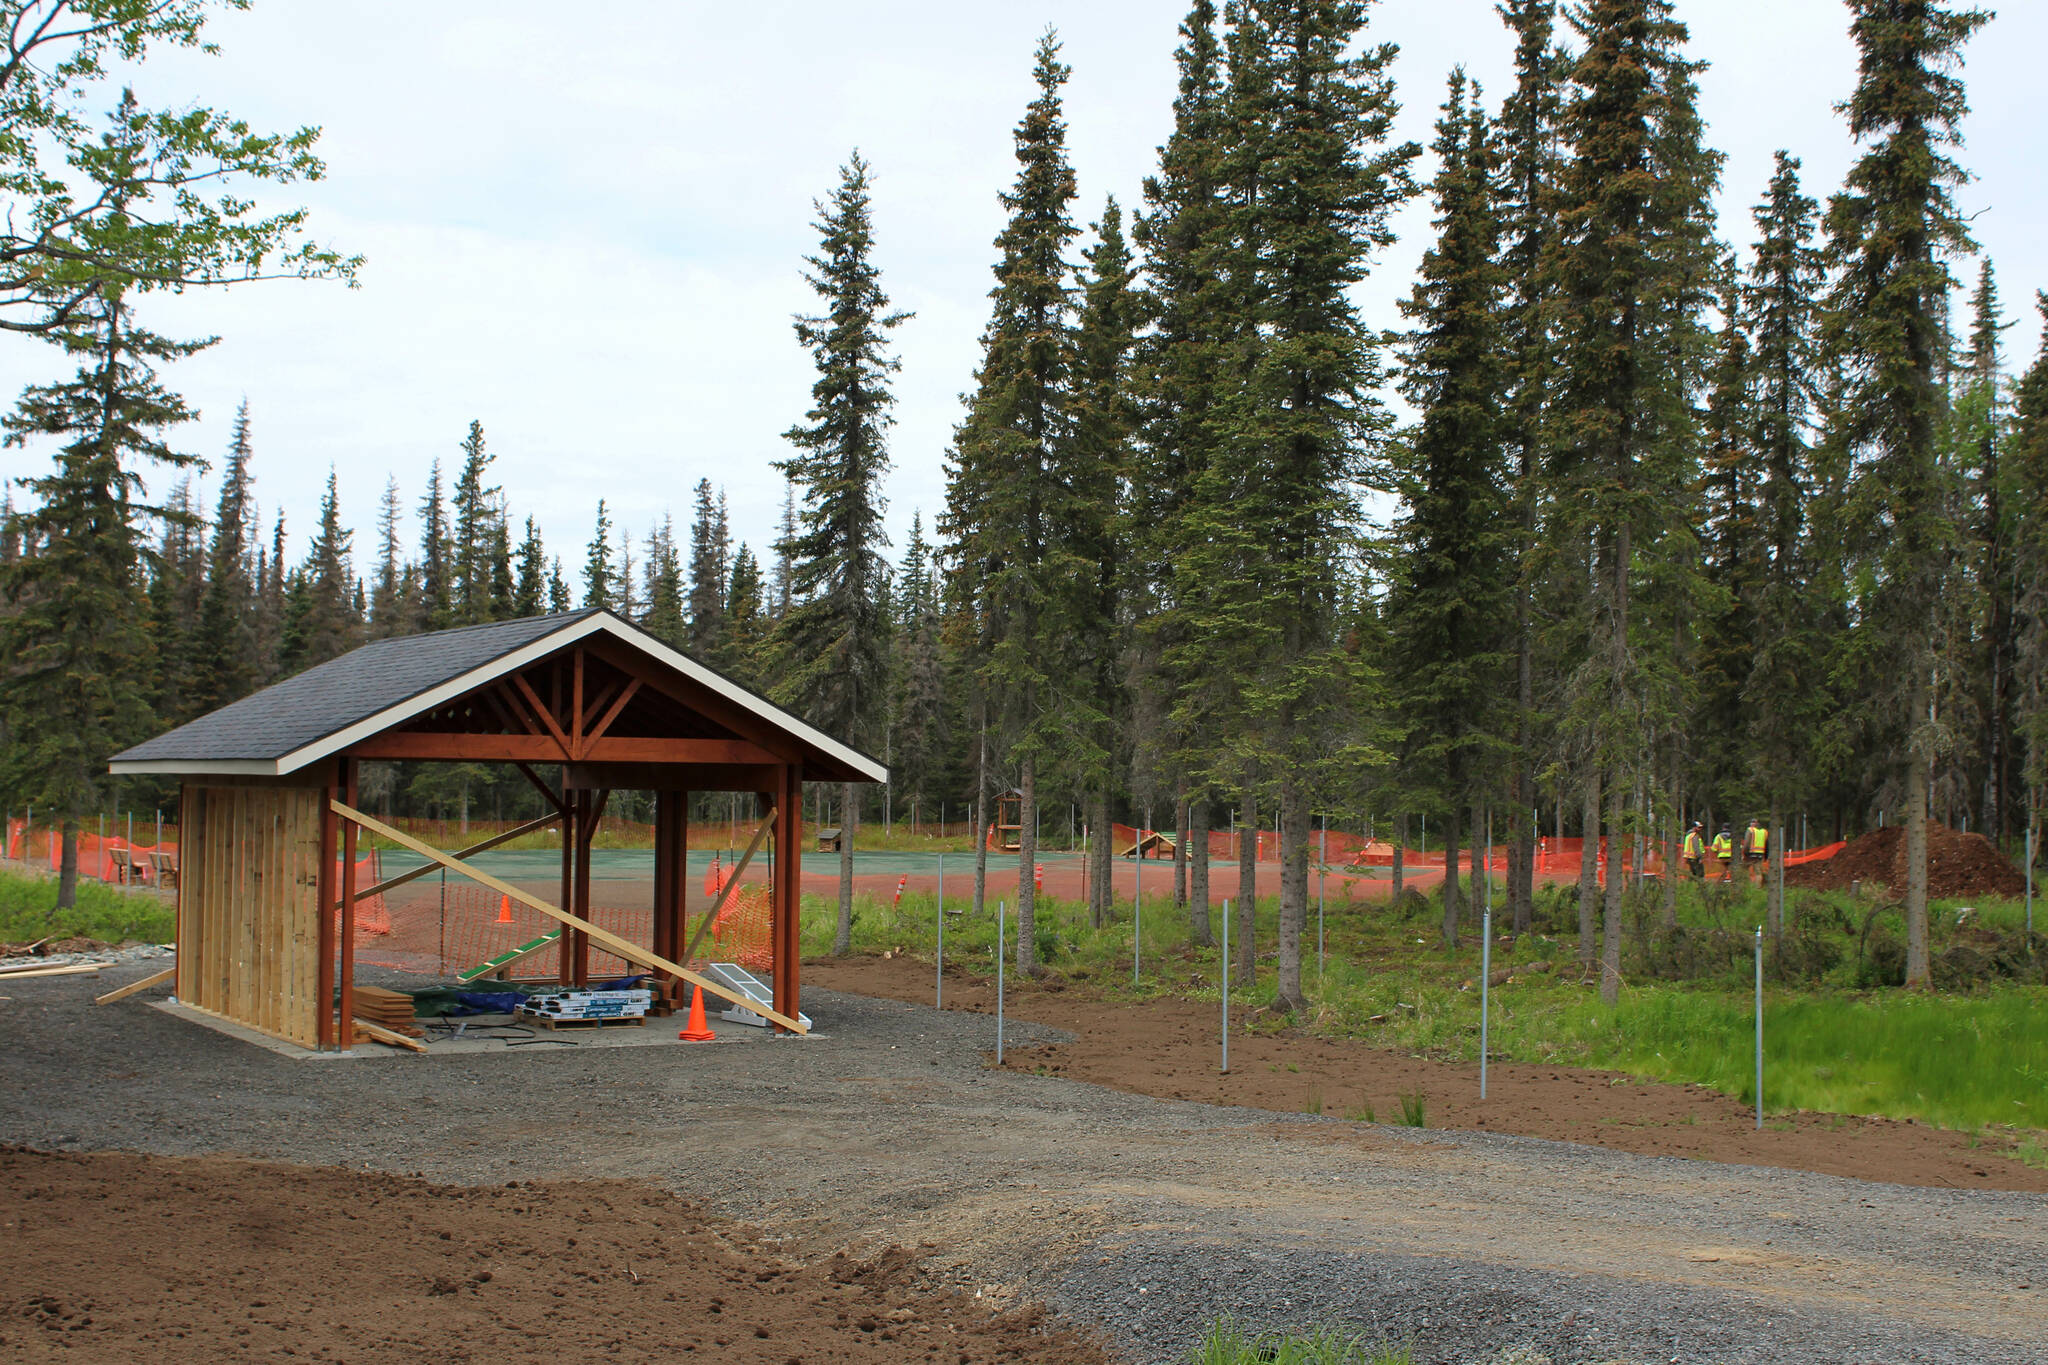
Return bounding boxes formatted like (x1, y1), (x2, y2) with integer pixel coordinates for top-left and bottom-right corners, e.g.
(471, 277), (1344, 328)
(330, 800), (807, 1034)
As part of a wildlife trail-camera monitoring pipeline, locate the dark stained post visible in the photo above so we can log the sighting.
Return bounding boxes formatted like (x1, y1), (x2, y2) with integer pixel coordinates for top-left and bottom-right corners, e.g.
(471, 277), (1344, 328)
(573, 789), (599, 985)
(773, 763), (804, 1029)
(340, 758), (359, 1049)
(652, 788), (688, 974)
(558, 788), (578, 985)
(316, 762), (339, 1049)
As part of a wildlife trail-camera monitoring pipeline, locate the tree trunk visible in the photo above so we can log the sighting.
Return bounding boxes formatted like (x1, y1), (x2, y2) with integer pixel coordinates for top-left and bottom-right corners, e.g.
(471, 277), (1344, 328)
(1602, 763), (1625, 1004)
(1905, 739), (1929, 987)
(1577, 776), (1600, 967)
(1392, 812), (1406, 901)
(1172, 797), (1189, 919)
(1662, 756), (1680, 932)
(1236, 788), (1256, 984)
(1442, 802), (1462, 949)
(1276, 768), (1309, 1013)
(972, 724), (989, 920)
(1018, 753), (1038, 975)
(57, 820), (79, 911)
(1514, 552), (1536, 935)
(1188, 800), (1213, 946)
(1087, 791), (1111, 929)
(832, 781), (856, 955)
(1768, 802), (1786, 939)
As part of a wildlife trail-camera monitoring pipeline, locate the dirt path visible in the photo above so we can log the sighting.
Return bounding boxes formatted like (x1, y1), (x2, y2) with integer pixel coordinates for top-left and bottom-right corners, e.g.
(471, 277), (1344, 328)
(803, 953), (2048, 1192)
(0, 963), (2040, 1364)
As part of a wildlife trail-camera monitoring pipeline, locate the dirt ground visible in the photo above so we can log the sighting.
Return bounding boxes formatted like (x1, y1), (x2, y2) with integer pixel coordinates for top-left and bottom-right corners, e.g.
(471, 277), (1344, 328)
(804, 952), (2048, 1192)
(0, 1148), (1104, 1364)
(1785, 822), (2027, 898)
(4, 962), (2044, 1364)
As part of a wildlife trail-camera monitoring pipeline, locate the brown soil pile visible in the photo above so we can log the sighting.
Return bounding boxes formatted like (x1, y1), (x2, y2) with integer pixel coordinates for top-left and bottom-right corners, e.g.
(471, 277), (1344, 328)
(0, 1148), (1107, 1364)
(1786, 823), (2025, 899)
(806, 954), (2048, 1192)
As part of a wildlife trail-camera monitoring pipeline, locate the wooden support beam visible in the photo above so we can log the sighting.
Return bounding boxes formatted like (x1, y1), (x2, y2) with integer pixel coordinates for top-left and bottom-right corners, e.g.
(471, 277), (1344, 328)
(457, 929), (561, 983)
(352, 813), (562, 903)
(316, 768), (338, 1049)
(95, 965), (176, 1005)
(329, 801), (808, 1034)
(340, 759), (359, 1050)
(679, 808), (776, 966)
(511, 672), (572, 753)
(581, 678), (643, 754)
(513, 762), (565, 814)
(347, 734), (778, 764)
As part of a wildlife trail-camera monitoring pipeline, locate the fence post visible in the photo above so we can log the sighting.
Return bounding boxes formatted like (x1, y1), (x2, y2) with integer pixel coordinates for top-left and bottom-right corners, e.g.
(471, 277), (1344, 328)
(936, 853), (945, 1009)
(1133, 840), (1142, 987)
(995, 901), (1005, 1066)
(1755, 924), (1764, 1131)
(1481, 907), (1491, 1101)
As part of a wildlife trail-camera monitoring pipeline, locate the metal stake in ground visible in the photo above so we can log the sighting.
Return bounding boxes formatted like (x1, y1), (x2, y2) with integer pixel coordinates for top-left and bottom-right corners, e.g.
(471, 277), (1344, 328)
(936, 852), (945, 1009)
(1755, 924), (1764, 1131)
(996, 900), (1005, 1066)
(1221, 897), (1230, 1075)
(2026, 823), (2034, 936)
(1317, 813), (1326, 989)
(1481, 907), (1491, 1101)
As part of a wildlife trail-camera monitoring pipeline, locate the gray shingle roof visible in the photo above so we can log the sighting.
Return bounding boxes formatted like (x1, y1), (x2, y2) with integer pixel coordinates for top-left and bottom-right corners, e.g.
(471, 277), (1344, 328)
(113, 611), (598, 766)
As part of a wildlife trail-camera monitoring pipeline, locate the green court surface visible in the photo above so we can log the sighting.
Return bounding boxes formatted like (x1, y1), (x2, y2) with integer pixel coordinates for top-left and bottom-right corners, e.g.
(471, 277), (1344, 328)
(371, 847), (1086, 882)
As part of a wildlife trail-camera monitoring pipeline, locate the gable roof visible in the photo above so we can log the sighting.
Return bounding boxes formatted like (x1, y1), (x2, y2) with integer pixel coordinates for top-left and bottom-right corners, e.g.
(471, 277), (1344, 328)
(109, 609), (887, 783)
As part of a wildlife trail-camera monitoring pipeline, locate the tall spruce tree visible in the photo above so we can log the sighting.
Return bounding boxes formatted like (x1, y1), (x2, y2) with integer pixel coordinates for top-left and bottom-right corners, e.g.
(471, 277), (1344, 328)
(417, 461), (452, 629)
(513, 516), (548, 618)
(188, 399), (257, 713)
(1546, 0), (1720, 1002)
(941, 31), (1082, 975)
(291, 469), (360, 670)
(721, 544), (768, 685)
(1959, 261), (2016, 840)
(1388, 70), (1511, 951)
(686, 480), (730, 657)
(583, 500), (616, 610)
(772, 151), (908, 955)
(0, 295), (209, 907)
(642, 514), (687, 646)
(1822, 0), (1989, 987)
(1070, 195), (1139, 930)
(451, 421), (499, 624)
(2010, 294), (2048, 828)
(369, 475), (407, 638)
(1192, 0), (1416, 1010)
(1493, 0), (1569, 936)
(1742, 152), (1828, 927)
(1135, 0), (1231, 945)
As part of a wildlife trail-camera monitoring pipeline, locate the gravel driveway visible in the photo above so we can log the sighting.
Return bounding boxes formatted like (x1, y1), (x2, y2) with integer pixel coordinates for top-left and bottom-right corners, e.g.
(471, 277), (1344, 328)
(1, 962), (2040, 1364)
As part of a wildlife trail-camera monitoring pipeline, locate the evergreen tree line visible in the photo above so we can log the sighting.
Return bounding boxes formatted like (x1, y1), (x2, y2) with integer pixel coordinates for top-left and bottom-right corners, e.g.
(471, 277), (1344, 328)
(810, 0), (2045, 998)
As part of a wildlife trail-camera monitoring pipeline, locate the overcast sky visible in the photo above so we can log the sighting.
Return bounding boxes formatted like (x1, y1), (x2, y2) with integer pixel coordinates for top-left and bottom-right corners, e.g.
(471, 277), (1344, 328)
(3, 0), (2042, 586)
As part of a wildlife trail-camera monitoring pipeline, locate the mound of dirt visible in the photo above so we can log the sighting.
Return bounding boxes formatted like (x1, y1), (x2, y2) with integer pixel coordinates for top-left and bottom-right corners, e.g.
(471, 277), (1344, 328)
(1784, 822), (2024, 899)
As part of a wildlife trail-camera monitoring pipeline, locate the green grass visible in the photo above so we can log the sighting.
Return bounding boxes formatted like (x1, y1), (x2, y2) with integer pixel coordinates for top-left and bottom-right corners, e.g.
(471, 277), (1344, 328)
(0, 867), (174, 946)
(1190, 1319), (1410, 1365)
(797, 875), (2048, 1138)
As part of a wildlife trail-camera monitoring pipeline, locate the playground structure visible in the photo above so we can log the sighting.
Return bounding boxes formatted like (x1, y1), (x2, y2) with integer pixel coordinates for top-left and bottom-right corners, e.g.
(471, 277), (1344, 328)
(106, 608), (885, 1050)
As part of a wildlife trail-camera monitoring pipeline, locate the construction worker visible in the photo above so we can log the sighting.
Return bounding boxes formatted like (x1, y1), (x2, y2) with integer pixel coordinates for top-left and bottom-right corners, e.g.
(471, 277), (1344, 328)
(1745, 817), (1769, 869)
(1683, 821), (1707, 881)
(1711, 824), (1734, 878)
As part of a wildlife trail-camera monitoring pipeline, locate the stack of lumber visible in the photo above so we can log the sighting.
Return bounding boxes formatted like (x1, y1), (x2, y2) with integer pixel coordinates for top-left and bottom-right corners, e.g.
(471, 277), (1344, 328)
(352, 986), (424, 1039)
(0, 959), (113, 981)
(518, 987), (651, 1025)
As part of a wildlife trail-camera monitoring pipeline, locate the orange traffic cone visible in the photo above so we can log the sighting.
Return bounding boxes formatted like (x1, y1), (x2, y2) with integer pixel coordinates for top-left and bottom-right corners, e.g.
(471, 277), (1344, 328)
(495, 894), (513, 924)
(678, 984), (716, 1042)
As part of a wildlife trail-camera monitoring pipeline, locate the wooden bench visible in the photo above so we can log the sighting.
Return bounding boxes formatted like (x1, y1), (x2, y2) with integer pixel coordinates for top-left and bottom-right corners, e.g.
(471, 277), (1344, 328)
(148, 850), (179, 889)
(108, 847), (136, 885)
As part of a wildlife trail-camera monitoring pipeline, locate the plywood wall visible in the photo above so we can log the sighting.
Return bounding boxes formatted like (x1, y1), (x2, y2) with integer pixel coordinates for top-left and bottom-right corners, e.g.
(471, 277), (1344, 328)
(176, 784), (324, 1047)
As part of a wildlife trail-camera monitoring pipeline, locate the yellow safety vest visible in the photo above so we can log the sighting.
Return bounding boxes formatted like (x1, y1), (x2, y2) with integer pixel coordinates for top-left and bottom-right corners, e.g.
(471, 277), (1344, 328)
(1711, 833), (1732, 860)
(1749, 826), (1768, 854)
(1684, 831), (1705, 859)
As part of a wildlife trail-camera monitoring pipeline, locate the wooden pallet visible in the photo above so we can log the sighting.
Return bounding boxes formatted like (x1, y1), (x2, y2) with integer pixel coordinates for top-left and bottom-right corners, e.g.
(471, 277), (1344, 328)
(522, 1013), (647, 1031)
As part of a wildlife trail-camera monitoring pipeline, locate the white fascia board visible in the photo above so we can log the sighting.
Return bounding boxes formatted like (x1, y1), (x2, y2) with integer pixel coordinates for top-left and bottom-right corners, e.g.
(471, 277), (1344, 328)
(107, 758), (281, 776)
(271, 615), (612, 776)
(589, 617), (890, 783)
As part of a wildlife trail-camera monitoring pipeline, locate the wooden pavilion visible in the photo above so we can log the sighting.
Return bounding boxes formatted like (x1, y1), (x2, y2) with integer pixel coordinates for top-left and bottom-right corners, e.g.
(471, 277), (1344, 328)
(109, 609), (886, 1051)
